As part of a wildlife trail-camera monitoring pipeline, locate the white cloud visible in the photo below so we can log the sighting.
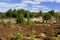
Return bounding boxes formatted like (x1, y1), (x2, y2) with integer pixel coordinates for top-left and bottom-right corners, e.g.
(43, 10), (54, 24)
(34, 0), (59, 3)
(0, 2), (27, 8)
(0, 2), (28, 12)
(32, 5), (50, 9)
(32, 7), (38, 10)
(54, 10), (60, 12)
(22, 0), (54, 5)
(0, 0), (59, 12)
(1, 0), (50, 12)
(22, 0), (60, 4)
(30, 5), (50, 12)
(55, 0), (60, 3)
(22, 0), (40, 4)
(33, 5), (46, 8)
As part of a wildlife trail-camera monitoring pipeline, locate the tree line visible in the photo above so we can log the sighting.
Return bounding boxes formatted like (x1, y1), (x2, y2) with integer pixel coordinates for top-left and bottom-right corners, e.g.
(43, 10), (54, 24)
(0, 9), (56, 18)
(0, 9), (35, 18)
(0, 9), (60, 24)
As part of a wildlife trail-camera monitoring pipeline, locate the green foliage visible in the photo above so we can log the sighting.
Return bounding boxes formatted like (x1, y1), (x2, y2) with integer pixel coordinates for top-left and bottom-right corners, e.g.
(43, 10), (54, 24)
(58, 16), (60, 21)
(27, 11), (30, 25)
(16, 14), (25, 24)
(17, 9), (25, 16)
(42, 13), (52, 23)
(24, 11), (34, 18)
(36, 11), (42, 17)
(48, 10), (54, 16)
(54, 13), (59, 21)
(30, 22), (35, 40)
(29, 13), (34, 18)
(5, 9), (13, 18)
(0, 13), (5, 19)
(8, 33), (16, 40)
(30, 33), (35, 40)
(15, 30), (23, 40)
(8, 30), (23, 40)
(12, 9), (18, 18)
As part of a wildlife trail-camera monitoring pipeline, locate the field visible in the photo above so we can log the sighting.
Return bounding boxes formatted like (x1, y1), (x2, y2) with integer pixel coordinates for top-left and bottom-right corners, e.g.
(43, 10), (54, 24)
(0, 18), (60, 40)
(0, 10), (60, 40)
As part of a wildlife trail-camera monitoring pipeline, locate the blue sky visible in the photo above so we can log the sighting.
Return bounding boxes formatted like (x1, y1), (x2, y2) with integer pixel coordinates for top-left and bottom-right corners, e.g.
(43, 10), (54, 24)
(0, 0), (60, 12)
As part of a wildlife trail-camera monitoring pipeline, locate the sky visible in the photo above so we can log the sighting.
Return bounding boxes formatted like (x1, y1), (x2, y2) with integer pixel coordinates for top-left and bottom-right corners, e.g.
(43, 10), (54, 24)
(0, 0), (60, 12)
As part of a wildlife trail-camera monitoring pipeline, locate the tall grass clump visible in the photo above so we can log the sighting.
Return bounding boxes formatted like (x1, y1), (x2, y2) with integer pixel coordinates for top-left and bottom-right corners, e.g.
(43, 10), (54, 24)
(30, 33), (35, 40)
(6, 20), (13, 28)
(15, 29), (23, 40)
(8, 33), (16, 40)
(30, 22), (35, 40)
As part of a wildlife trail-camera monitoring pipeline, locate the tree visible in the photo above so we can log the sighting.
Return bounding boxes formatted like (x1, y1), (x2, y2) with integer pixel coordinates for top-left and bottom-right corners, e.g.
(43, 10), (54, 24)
(39, 10), (42, 16)
(0, 13), (5, 19)
(5, 9), (13, 18)
(24, 11), (34, 18)
(48, 10), (54, 16)
(12, 9), (18, 18)
(16, 14), (25, 24)
(42, 13), (52, 23)
(17, 9), (25, 16)
(36, 10), (42, 17)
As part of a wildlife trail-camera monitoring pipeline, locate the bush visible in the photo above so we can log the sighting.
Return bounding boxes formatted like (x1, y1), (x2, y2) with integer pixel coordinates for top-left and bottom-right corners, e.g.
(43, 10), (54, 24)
(8, 33), (16, 40)
(6, 20), (13, 28)
(30, 33), (35, 40)
(15, 29), (23, 40)
(42, 13), (52, 23)
(16, 14), (25, 24)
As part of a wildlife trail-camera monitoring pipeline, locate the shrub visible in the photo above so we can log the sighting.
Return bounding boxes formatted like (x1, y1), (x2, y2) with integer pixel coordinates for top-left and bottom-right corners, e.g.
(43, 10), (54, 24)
(30, 33), (35, 40)
(6, 20), (13, 28)
(16, 14), (25, 24)
(15, 29), (23, 40)
(42, 13), (52, 23)
(8, 33), (16, 40)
